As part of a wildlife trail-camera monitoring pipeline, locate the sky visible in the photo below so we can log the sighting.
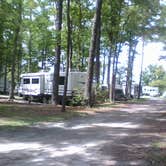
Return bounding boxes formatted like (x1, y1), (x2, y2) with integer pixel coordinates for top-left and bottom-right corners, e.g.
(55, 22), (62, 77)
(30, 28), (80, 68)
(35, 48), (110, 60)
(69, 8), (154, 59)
(119, 0), (166, 84)
(118, 41), (165, 84)
(133, 42), (166, 83)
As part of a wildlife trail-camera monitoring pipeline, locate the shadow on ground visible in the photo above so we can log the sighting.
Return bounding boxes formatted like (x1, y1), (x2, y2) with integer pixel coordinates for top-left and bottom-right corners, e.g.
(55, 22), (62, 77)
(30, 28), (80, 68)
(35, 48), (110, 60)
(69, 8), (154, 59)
(0, 99), (166, 166)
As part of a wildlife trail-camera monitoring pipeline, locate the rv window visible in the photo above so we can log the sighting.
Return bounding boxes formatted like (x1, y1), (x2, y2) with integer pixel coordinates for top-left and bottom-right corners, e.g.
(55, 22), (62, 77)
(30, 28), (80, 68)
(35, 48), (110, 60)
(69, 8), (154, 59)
(59, 76), (65, 85)
(23, 78), (30, 84)
(32, 78), (39, 84)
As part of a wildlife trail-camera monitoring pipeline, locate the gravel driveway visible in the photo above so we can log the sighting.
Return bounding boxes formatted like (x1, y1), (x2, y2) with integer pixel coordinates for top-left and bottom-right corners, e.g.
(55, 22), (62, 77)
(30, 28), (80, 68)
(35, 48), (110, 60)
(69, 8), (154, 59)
(0, 98), (166, 166)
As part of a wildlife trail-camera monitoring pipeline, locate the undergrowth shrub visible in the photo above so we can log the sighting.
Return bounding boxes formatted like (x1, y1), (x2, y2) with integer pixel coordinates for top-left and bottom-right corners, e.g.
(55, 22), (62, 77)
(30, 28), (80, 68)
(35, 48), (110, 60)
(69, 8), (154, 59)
(95, 86), (109, 103)
(69, 91), (85, 106)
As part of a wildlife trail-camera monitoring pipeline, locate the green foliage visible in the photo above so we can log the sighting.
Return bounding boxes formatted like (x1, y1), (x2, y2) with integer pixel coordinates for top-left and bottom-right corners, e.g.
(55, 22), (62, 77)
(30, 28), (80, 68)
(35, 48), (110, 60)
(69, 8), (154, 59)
(63, 0), (93, 71)
(150, 77), (166, 93)
(142, 64), (166, 93)
(69, 91), (85, 106)
(146, 142), (166, 166)
(95, 87), (109, 103)
(0, 0), (165, 104)
(142, 65), (166, 85)
(151, 2), (166, 43)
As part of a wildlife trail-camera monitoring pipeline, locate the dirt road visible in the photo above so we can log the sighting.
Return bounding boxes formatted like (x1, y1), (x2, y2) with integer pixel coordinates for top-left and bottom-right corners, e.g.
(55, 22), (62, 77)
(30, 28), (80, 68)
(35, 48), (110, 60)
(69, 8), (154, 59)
(0, 98), (166, 166)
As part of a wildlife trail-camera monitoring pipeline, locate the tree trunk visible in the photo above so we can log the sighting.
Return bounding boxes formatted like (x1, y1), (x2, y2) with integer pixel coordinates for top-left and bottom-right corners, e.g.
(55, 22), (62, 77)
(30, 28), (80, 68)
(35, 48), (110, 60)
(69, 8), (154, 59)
(110, 46), (117, 102)
(9, 1), (22, 100)
(85, 0), (102, 107)
(107, 47), (112, 98)
(125, 41), (132, 98)
(61, 0), (71, 112)
(95, 15), (101, 84)
(102, 50), (106, 84)
(125, 39), (137, 98)
(28, 9), (32, 73)
(17, 41), (22, 84)
(4, 59), (7, 94)
(41, 48), (46, 70)
(138, 37), (144, 99)
(52, 0), (63, 105)
(9, 30), (19, 99)
(69, 20), (73, 70)
(77, 0), (82, 71)
(111, 43), (122, 102)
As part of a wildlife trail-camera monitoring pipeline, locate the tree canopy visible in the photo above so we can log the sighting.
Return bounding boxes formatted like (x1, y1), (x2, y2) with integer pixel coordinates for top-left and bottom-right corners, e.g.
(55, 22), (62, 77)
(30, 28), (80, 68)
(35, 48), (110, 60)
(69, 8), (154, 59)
(0, 0), (165, 104)
(142, 64), (166, 93)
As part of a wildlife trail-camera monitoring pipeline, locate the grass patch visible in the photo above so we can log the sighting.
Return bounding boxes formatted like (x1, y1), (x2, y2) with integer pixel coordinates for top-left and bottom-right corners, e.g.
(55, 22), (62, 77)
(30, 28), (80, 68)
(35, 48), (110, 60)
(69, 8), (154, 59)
(146, 142), (166, 165)
(146, 150), (166, 166)
(153, 142), (166, 148)
(0, 104), (87, 129)
(95, 102), (118, 108)
(126, 98), (148, 104)
(96, 98), (148, 107)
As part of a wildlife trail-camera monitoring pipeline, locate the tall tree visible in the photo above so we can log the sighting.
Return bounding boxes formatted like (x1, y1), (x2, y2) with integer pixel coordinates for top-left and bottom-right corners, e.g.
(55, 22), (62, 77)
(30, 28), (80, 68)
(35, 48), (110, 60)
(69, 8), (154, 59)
(61, 0), (71, 112)
(85, 0), (103, 107)
(52, 0), (63, 105)
(137, 37), (144, 99)
(94, 2), (102, 84)
(102, 0), (124, 102)
(123, 0), (160, 98)
(9, 0), (23, 100)
(125, 37), (138, 98)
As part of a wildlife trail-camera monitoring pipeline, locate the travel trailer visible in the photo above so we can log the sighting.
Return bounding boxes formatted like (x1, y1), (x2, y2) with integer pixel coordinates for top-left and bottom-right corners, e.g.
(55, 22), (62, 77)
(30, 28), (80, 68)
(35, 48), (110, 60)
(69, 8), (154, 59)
(142, 86), (159, 97)
(18, 71), (87, 102)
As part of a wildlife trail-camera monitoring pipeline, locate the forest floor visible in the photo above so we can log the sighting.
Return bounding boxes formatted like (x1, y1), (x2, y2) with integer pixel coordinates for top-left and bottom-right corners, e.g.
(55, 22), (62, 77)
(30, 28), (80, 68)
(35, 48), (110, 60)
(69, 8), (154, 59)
(0, 96), (166, 165)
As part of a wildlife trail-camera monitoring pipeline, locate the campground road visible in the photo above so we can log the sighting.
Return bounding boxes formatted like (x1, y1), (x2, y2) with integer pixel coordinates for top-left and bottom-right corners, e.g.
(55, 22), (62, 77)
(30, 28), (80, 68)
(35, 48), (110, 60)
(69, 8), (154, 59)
(0, 98), (166, 166)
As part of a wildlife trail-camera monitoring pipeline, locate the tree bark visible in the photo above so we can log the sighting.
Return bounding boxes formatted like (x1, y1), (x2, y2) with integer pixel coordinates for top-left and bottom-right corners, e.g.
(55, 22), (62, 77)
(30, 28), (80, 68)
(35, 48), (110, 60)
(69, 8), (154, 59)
(28, 9), (32, 73)
(110, 46), (117, 102)
(111, 42), (122, 102)
(125, 39), (137, 98)
(85, 0), (102, 107)
(125, 39), (132, 98)
(138, 37), (144, 99)
(61, 0), (71, 112)
(4, 59), (7, 94)
(107, 47), (112, 98)
(52, 0), (63, 105)
(9, 1), (22, 100)
(95, 14), (101, 84)
(102, 50), (106, 84)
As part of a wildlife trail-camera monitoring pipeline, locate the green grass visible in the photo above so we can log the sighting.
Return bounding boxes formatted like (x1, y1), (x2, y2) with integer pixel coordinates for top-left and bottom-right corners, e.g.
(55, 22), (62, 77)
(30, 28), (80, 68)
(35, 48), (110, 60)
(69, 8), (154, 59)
(153, 142), (166, 148)
(146, 142), (166, 165)
(0, 104), (87, 128)
(126, 97), (148, 104)
(95, 97), (148, 108)
(95, 102), (118, 108)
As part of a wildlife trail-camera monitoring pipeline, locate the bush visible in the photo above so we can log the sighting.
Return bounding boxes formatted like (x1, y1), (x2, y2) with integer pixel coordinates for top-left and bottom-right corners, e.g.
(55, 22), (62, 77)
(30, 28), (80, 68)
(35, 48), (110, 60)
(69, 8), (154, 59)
(69, 91), (85, 106)
(95, 87), (109, 103)
(69, 87), (109, 106)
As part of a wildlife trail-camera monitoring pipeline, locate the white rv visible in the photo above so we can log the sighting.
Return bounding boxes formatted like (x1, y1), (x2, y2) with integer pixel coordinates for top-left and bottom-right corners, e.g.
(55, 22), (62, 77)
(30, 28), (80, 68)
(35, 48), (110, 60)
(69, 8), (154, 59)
(142, 86), (159, 97)
(18, 71), (87, 102)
